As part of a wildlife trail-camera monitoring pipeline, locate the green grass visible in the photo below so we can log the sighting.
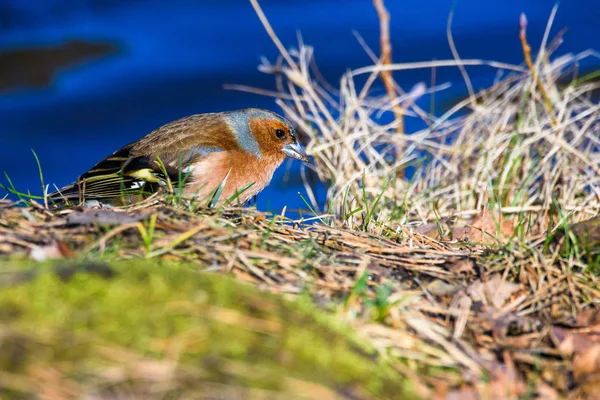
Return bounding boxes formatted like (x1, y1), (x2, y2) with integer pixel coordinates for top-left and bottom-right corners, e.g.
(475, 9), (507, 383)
(0, 259), (414, 399)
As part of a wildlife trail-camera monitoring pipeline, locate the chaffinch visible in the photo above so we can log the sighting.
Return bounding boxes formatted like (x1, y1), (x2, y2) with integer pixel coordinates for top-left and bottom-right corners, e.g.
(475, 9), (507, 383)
(49, 108), (309, 207)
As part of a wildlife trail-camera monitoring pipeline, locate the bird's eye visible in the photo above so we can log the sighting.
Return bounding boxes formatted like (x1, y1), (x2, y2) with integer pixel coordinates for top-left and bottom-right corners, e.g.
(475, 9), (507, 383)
(275, 129), (286, 139)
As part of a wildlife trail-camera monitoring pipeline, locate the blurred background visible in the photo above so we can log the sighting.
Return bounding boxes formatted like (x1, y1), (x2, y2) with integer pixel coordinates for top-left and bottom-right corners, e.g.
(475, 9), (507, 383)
(1, 0), (598, 213)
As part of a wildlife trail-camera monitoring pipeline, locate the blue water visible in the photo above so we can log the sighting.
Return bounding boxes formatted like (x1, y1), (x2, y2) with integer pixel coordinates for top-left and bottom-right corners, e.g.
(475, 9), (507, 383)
(1, 0), (598, 213)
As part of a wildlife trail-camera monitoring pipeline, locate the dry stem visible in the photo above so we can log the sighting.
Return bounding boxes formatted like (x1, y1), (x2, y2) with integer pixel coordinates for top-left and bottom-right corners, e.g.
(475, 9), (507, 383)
(519, 13), (558, 126)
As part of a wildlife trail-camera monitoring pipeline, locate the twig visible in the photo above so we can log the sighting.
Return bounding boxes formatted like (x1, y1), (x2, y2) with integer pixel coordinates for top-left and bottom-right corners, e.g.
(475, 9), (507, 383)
(519, 13), (558, 126)
(373, 0), (405, 177)
(248, 0), (297, 71)
(447, 3), (475, 100)
(351, 59), (525, 77)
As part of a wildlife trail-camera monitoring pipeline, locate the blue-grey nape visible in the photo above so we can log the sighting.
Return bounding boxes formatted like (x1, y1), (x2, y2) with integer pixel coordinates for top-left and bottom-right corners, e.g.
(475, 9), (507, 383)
(223, 110), (262, 158)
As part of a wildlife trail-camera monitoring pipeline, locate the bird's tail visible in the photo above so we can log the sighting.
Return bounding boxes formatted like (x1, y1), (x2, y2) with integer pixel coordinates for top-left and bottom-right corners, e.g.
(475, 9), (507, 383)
(47, 181), (83, 208)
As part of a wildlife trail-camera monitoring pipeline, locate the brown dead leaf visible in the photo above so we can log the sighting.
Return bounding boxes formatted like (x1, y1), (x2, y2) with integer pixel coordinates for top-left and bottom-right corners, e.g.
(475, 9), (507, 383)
(450, 225), (470, 241)
(572, 308), (600, 327)
(416, 221), (470, 241)
(446, 258), (476, 275)
(253, 215), (266, 223)
(416, 222), (441, 239)
(553, 326), (600, 356)
(467, 275), (522, 309)
(479, 310), (542, 341)
(573, 346), (600, 382)
(553, 322), (600, 385)
(469, 210), (515, 243)
(56, 241), (75, 257)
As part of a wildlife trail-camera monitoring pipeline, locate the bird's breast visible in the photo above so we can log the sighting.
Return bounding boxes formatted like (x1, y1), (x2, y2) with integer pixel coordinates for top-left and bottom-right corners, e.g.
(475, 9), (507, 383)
(183, 150), (283, 204)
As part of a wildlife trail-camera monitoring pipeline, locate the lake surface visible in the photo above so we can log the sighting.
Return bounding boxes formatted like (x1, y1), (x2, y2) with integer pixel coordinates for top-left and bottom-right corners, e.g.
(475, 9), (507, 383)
(1, 0), (598, 213)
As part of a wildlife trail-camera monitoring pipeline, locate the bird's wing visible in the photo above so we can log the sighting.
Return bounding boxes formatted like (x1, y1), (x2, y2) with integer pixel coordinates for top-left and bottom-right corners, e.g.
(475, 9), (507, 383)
(49, 115), (233, 205)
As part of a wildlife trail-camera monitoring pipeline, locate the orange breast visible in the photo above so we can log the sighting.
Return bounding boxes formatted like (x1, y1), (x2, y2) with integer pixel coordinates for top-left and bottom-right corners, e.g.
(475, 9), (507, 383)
(183, 150), (285, 205)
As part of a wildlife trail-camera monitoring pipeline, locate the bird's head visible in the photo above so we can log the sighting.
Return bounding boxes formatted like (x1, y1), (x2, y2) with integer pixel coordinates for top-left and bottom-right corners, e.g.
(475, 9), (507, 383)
(224, 108), (309, 163)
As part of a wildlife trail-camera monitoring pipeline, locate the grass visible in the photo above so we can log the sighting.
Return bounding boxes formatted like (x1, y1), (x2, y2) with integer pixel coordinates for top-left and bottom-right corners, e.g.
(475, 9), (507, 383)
(1, 1), (600, 398)
(233, 3), (600, 242)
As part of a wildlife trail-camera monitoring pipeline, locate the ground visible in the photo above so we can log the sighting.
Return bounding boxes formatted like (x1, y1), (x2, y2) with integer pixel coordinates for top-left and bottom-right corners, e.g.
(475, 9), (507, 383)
(1, 198), (599, 399)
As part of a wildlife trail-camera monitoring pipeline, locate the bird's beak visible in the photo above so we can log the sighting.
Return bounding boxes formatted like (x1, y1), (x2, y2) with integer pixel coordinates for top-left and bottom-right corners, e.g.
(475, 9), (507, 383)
(282, 142), (310, 163)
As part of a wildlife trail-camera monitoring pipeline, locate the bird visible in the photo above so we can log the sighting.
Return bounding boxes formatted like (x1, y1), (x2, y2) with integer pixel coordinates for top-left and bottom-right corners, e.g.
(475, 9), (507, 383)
(48, 108), (309, 208)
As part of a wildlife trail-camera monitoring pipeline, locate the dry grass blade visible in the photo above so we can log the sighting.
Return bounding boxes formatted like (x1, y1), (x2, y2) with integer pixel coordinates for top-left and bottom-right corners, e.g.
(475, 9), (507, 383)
(372, 0), (405, 141)
(235, 4), (599, 239)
